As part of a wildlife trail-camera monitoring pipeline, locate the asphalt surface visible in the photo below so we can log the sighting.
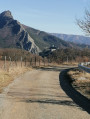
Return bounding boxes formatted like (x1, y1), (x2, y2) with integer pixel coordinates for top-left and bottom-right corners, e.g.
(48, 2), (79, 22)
(0, 67), (90, 119)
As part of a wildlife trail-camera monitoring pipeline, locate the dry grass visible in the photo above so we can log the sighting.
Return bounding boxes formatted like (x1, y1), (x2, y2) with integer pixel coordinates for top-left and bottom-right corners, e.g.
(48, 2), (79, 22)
(0, 70), (13, 93)
(68, 70), (90, 80)
(0, 66), (32, 93)
(68, 69), (90, 99)
(62, 61), (78, 66)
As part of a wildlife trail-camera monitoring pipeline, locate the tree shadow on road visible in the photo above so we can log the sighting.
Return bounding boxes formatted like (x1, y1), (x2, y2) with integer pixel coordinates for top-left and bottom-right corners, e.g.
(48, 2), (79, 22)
(59, 69), (90, 114)
(24, 99), (77, 107)
(36, 66), (71, 72)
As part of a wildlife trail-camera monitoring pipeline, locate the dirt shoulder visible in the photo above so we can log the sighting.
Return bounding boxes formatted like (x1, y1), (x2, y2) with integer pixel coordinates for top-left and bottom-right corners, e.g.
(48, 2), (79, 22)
(0, 66), (32, 93)
(68, 69), (90, 99)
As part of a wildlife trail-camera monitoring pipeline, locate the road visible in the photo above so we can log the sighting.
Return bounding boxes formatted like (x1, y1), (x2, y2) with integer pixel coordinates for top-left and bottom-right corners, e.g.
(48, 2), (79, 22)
(0, 67), (90, 119)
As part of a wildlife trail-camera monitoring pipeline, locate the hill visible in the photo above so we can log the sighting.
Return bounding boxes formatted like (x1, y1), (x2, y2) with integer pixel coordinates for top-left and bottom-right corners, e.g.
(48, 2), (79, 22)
(0, 10), (40, 54)
(0, 10), (90, 54)
(51, 33), (90, 46)
(24, 26), (90, 50)
(23, 25), (74, 50)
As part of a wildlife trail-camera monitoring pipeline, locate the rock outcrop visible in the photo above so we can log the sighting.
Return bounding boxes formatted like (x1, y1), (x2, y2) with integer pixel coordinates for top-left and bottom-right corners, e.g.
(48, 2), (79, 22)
(0, 10), (40, 54)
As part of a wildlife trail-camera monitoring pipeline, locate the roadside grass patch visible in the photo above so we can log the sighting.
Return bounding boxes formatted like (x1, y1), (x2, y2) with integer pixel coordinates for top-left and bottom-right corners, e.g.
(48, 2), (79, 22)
(68, 69), (90, 99)
(0, 66), (32, 93)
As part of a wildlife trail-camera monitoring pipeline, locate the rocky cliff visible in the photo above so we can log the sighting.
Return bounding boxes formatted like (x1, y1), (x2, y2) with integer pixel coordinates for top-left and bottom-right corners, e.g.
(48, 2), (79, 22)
(0, 10), (40, 54)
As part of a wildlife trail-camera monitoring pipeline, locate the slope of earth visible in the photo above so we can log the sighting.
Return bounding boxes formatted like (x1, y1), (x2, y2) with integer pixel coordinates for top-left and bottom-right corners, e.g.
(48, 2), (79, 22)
(68, 69), (90, 99)
(23, 25), (74, 50)
(51, 33), (90, 46)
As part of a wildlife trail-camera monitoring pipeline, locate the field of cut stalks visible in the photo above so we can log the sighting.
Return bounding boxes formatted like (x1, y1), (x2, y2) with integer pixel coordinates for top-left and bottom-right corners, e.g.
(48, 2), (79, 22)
(68, 69), (90, 99)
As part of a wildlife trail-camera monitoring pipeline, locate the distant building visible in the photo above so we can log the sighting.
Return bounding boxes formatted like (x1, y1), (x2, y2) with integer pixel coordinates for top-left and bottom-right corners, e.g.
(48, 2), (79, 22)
(39, 45), (57, 57)
(49, 45), (57, 52)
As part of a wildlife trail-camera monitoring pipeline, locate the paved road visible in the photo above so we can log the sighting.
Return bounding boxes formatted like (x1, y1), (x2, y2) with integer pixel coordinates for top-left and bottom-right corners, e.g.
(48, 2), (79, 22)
(0, 67), (90, 119)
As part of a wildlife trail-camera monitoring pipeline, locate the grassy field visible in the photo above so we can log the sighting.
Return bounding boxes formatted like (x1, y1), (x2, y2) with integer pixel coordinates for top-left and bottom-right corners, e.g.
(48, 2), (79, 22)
(68, 69), (90, 99)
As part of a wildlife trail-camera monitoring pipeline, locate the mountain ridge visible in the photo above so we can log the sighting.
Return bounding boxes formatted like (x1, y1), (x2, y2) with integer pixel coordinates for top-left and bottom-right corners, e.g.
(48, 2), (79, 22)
(0, 10), (40, 54)
(51, 33), (90, 45)
(0, 10), (90, 54)
(23, 25), (81, 50)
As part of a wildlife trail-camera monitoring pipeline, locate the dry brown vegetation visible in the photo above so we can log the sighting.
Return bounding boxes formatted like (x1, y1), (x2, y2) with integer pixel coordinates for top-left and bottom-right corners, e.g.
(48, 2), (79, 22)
(0, 48), (89, 95)
(0, 65), (32, 93)
(0, 70), (13, 93)
(48, 48), (90, 64)
(68, 69), (90, 99)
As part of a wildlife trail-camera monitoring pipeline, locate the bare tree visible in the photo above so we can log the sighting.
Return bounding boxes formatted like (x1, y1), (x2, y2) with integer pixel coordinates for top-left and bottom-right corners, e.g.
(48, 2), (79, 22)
(77, 10), (90, 35)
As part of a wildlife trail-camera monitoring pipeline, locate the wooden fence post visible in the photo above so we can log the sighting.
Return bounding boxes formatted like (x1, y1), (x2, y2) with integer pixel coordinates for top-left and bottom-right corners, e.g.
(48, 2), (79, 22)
(67, 56), (68, 64)
(21, 56), (22, 67)
(43, 57), (45, 66)
(30, 58), (32, 66)
(39, 58), (40, 67)
(48, 58), (50, 66)
(35, 56), (36, 66)
(9, 56), (11, 67)
(4, 56), (6, 70)
(25, 57), (26, 67)
(15, 56), (17, 66)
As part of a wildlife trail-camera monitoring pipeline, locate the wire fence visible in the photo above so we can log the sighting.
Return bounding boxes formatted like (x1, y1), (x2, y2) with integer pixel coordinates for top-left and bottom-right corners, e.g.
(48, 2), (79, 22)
(0, 56), (52, 71)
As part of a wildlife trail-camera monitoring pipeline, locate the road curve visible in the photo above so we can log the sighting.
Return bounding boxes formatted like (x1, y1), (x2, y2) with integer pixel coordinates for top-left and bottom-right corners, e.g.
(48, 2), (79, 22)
(0, 67), (90, 119)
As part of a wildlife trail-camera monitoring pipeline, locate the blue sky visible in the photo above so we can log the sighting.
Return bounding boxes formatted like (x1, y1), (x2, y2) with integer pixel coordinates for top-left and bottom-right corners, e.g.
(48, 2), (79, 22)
(0, 0), (90, 35)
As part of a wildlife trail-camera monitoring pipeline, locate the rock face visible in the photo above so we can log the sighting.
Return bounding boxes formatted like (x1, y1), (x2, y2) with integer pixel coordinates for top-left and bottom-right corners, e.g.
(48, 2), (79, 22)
(0, 10), (40, 54)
